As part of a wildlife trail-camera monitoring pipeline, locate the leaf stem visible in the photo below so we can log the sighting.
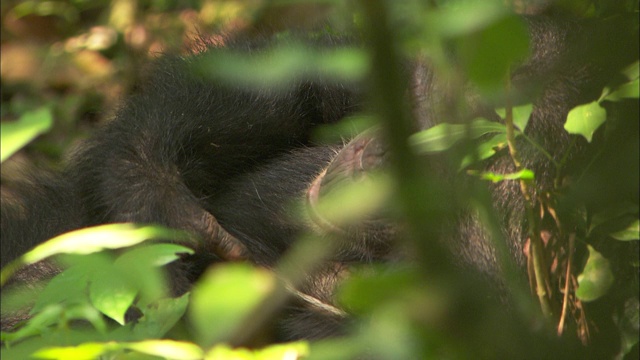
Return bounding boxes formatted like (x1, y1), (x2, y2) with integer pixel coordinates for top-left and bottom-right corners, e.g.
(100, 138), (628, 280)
(504, 75), (553, 319)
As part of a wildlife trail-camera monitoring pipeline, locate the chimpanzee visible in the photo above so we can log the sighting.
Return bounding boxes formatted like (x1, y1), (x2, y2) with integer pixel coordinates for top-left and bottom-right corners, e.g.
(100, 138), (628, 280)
(1, 9), (638, 354)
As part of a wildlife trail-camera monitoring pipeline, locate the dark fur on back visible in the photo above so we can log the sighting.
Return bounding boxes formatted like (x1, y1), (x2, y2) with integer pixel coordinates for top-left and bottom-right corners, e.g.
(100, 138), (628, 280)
(1, 13), (637, 351)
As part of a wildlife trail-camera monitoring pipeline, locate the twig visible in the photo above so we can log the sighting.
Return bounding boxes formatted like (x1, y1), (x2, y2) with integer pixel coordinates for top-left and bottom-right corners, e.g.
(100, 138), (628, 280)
(504, 75), (553, 319)
(557, 233), (575, 336)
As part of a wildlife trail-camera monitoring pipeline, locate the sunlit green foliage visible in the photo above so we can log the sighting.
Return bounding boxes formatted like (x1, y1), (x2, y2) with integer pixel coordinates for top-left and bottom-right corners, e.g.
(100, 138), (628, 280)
(1, 0), (638, 359)
(0, 107), (53, 162)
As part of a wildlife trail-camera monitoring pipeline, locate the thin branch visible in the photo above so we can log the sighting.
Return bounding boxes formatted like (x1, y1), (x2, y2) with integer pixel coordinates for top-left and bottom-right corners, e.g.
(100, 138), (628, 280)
(504, 75), (553, 319)
(558, 233), (575, 336)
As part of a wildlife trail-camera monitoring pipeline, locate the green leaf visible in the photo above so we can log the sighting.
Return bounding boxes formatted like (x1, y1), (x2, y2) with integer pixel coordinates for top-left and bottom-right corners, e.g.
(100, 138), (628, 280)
(1, 305), (64, 344)
(133, 294), (190, 339)
(617, 297), (640, 358)
(124, 340), (203, 360)
(307, 338), (362, 360)
(89, 269), (137, 325)
(576, 245), (614, 302)
(313, 115), (377, 143)
(621, 60), (639, 81)
(589, 202), (639, 235)
(455, 15), (529, 93)
(33, 342), (115, 360)
(495, 103), (533, 131)
(117, 243), (193, 268)
(610, 219), (640, 241)
(63, 304), (108, 334)
(197, 45), (368, 90)
(0, 107), (53, 163)
(458, 133), (508, 170)
(205, 342), (309, 360)
(427, 2), (507, 38)
(114, 244), (193, 302)
(21, 224), (188, 265)
(31, 264), (91, 314)
(115, 244), (193, 302)
(339, 267), (417, 313)
(2, 224), (189, 286)
(313, 174), (392, 227)
(604, 78), (639, 101)
(467, 168), (534, 183)
(564, 101), (606, 142)
(189, 263), (275, 347)
(410, 119), (506, 154)
(253, 342), (309, 360)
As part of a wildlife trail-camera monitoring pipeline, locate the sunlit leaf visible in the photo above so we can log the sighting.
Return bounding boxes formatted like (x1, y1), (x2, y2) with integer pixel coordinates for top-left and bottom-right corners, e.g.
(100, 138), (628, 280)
(117, 243), (194, 267)
(138, 294), (190, 339)
(1, 224), (189, 289)
(33, 342), (114, 360)
(1, 305), (64, 344)
(31, 264), (92, 314)
(20, 224), (187, 265)
(610, 219), (640, 241)
(564, 101), (606, 142)
(495, 103), (533, 131)
(206, 345), (253, 360)
(621, 60), (639, 81)
(253, 342), (309, 360)
(124, 340), (203, 360)
(205, 342), (309, 360)
(63, 304), (108, 334)
(114, 244), (192, 301)
(467, 168), (534, 183)
(605, 78), (639, 101)
(189, 264), (275, 347)
(576, 245), (614, 302)
(458, 133), (508, 170)
(89, 270), (137, 325)
(0, 107), (53, 163)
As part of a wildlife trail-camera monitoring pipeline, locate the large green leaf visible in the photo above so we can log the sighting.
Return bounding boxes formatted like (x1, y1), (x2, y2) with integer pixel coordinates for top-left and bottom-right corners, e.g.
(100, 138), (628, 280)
(605, 78), (639, 101)
(610, 219), (640, 241)
(124, 340), (203, 360)
(206, 342), (309, 360)
(564, 101), (606, 142)
(455, 15), (529, 93)
(89, 269), (137, 326)
(576, 245), (614, 302)
(20, 224), (187, 265)
(133, 294), (190, 339)
(0, 107), (53, 163)
(1, 224), (190, 287)
(189, 264), (275, 347)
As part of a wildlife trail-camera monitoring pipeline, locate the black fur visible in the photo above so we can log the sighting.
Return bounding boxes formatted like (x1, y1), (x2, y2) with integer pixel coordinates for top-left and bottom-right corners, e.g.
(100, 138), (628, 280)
(1, 14), (637, 352)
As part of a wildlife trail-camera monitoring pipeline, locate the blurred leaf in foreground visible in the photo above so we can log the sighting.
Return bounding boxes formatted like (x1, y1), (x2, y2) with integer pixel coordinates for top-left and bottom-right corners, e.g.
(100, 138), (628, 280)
(1, 106), (53, 162)
(576, 245), (614, 302)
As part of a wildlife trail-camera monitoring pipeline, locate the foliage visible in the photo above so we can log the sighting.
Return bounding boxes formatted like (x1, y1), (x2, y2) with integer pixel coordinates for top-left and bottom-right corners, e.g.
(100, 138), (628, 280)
(1, 0), (638, 359)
